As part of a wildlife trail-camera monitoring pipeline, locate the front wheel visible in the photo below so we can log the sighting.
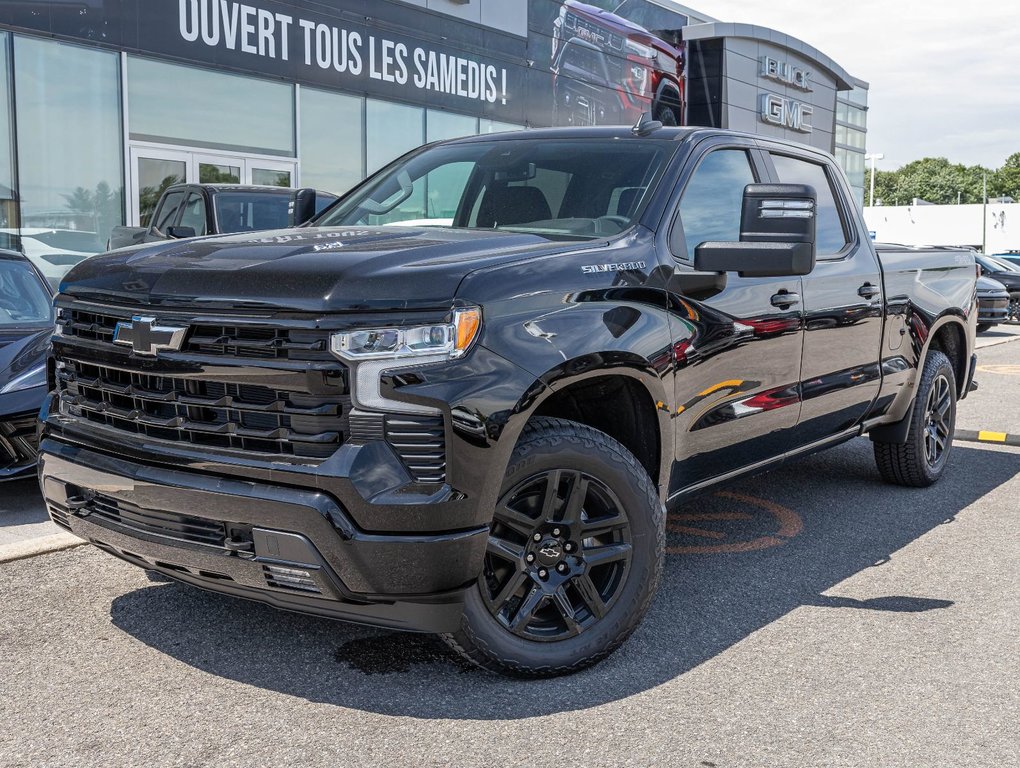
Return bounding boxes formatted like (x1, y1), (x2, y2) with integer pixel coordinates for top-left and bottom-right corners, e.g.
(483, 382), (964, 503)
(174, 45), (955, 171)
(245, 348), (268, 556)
(873, 350), (957, 487)
(441, 417), (665, 677)
(976, 323), (992, 333)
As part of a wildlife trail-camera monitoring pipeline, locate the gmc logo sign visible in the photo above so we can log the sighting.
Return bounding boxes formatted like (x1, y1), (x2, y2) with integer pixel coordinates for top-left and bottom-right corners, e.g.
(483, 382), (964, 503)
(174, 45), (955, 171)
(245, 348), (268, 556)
(760, 93), (814, 134)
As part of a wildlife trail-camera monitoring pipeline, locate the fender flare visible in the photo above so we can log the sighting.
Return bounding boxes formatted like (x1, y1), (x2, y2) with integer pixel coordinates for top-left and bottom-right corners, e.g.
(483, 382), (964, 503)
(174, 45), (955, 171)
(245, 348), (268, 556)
(869, 313), (969, 444)
(653, 78), (682, 117)
(474, 356), (674, 514)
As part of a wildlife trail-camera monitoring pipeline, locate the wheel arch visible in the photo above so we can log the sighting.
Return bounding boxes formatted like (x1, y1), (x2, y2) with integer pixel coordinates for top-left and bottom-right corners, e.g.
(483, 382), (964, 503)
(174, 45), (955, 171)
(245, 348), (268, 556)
(501, 358), (672, 497)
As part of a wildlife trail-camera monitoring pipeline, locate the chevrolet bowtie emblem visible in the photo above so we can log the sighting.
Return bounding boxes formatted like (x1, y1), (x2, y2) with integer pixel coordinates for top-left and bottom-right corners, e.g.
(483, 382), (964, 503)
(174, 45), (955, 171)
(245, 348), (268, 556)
(113, 316), (187, 356)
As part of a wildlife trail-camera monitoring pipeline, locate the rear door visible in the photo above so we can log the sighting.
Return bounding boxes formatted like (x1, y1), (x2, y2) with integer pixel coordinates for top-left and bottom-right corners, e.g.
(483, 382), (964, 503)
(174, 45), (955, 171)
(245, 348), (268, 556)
(662, 137), (805, 493)
(763, 148), (884, 446)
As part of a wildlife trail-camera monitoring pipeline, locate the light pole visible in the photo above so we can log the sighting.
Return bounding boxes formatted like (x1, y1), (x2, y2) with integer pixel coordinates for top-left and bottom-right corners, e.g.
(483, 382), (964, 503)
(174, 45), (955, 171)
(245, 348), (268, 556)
(865, 152), (884, 207)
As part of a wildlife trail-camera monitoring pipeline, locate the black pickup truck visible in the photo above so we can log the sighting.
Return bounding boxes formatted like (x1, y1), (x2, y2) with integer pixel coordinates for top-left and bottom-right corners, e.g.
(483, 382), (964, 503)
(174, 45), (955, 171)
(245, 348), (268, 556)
(39, 124), (977, 677)
(107, 183), (337, 251)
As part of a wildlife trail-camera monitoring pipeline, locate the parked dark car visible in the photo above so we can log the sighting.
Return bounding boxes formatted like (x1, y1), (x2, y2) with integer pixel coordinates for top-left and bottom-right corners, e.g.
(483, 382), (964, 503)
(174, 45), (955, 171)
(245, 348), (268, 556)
(108, 184), (338, 251)
(976, 275), (1010, 331)
(976, 253), (1020, 323)
(39, 125), (977, 676)
(0, 249), (52, 481)
(552, 0), (686, 126)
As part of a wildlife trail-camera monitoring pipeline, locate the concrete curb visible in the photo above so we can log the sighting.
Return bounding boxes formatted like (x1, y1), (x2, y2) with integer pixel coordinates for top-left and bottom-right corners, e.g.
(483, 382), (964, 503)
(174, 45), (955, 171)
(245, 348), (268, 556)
(956, 429), (1020, 447)
(975, 332), (1020, 349)
(0, 532), (86, 564)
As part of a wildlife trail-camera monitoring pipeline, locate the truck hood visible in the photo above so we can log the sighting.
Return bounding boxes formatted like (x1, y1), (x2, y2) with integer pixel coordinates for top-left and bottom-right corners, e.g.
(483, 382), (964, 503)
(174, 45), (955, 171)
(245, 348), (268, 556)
(60, 226), (604, 312)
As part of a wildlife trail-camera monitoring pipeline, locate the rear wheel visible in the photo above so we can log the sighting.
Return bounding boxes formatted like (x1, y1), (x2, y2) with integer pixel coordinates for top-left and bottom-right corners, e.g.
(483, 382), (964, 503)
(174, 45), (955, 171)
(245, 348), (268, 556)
(654, 102), (679, 126)
(976, 323), (992, 333)
(441, 417), (664, 677)
(873, 350), (957, 487)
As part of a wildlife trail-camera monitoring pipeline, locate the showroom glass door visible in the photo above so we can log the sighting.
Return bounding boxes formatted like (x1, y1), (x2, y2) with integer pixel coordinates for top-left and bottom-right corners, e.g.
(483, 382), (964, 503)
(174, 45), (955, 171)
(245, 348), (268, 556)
(128, 144), (298, 225)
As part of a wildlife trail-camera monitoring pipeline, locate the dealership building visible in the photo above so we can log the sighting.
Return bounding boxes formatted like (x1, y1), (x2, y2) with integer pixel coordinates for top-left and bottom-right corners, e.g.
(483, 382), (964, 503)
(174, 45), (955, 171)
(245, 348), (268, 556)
(0, 0), (868, 253)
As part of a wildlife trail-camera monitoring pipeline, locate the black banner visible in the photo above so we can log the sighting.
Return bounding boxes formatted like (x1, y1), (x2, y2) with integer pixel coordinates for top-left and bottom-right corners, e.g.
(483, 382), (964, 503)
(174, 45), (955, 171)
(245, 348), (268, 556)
(0, 0), (696, 129)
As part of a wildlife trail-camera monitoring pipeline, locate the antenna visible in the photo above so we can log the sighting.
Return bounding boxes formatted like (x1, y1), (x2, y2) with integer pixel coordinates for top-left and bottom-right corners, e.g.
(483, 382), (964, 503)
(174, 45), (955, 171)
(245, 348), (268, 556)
(632, 111), (663, 136)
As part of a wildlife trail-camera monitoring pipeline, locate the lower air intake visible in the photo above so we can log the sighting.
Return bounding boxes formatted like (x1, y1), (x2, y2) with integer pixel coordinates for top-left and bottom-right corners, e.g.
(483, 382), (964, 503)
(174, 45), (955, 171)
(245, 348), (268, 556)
(262, 564), (321, 594)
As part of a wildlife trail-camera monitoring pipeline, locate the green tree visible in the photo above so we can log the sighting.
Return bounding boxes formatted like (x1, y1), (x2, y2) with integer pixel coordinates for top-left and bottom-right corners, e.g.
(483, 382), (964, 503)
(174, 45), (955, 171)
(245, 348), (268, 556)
(990, 153), (1020, 200)
(870, 157), (991, 205)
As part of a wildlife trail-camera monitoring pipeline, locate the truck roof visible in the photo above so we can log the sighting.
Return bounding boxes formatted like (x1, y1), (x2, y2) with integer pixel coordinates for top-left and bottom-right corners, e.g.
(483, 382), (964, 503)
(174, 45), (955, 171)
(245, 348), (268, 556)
(448, 125), (838, 159)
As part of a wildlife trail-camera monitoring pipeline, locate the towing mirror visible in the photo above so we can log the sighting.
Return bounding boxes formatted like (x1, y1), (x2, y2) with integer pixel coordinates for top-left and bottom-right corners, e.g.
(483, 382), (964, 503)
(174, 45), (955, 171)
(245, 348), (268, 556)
(290, 188), (318, 226)
(694, 184), (817, 277)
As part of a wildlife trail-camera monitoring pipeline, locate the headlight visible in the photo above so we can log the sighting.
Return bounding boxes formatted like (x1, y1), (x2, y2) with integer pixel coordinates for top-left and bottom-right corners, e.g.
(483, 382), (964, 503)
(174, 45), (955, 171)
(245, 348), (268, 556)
(330, 307), (481, 362)
(625, 40), (656, 59)
(0, 363), (47, 395)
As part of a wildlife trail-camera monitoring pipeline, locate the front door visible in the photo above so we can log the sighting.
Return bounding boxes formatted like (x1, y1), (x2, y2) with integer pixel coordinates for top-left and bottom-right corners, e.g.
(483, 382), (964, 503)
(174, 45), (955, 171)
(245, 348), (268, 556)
(664, 141), (805, 495)
(128, 144), (297, 226)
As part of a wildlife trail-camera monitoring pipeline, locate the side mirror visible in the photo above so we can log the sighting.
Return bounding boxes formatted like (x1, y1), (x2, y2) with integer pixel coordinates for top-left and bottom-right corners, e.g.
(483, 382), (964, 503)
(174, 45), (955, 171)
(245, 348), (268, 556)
(290, 188), (318, 226)
(694, 184), (817, 277)
(165, 225), (196, 240)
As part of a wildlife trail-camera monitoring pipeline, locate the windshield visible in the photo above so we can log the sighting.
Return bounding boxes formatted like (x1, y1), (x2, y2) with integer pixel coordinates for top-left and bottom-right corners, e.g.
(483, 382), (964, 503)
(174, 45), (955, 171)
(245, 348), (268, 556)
(979, 254), (1019, 273)
(0, 260), (51, 326)
(613, 0), (688, 31)
(26, 229), (104, 253)
(316, 139), (675, 239)
(214, 192), (292, 233)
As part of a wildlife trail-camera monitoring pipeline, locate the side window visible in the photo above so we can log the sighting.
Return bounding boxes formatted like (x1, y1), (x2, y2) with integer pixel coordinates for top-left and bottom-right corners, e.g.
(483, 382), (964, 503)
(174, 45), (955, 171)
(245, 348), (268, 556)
(769, 154), (849, 256)
(676, 149), (755, 261)
(178, 193), (207, 236)
(152, 191), (185, 234)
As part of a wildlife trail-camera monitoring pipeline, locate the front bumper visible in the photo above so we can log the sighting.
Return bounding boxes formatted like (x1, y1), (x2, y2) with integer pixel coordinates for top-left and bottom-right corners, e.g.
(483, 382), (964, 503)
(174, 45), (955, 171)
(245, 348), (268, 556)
(38, 437), (487, 633)
(977, 294), (1009, 324)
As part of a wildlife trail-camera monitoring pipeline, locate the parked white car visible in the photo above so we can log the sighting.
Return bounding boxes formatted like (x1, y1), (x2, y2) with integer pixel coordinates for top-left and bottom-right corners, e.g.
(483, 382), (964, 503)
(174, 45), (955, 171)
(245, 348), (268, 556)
(0, 228), (102, 288)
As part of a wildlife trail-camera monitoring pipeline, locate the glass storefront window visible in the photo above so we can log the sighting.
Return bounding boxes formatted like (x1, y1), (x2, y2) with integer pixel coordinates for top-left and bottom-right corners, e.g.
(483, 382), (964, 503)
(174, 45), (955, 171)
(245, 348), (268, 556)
(427, 110), (478, 143)
(366, 100), (425, 175)
(0, 32), (16, 239)
(299, 87), (364, 196)
(14, 36), (122, 253)
(480, 119), (524, 134)
(128, 57), (294, 156)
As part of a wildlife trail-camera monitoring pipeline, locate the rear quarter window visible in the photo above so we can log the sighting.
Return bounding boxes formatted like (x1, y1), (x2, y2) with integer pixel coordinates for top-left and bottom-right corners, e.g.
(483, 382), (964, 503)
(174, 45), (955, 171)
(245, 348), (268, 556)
(769, 154), (850, 256)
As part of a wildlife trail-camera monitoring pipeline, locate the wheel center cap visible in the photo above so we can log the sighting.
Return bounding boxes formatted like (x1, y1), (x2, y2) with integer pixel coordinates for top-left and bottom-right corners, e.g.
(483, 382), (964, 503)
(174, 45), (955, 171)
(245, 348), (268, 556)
(536, 538), (563, 566)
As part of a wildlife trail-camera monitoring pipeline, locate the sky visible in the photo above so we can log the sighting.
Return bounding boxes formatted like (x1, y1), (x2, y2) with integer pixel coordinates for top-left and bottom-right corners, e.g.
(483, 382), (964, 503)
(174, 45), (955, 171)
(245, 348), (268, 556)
(693, 0), (1020, 172)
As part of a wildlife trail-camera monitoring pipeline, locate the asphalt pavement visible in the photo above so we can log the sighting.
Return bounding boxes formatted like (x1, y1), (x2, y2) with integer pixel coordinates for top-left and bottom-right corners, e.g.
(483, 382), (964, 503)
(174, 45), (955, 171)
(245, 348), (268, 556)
(0, 332), (1018, 767)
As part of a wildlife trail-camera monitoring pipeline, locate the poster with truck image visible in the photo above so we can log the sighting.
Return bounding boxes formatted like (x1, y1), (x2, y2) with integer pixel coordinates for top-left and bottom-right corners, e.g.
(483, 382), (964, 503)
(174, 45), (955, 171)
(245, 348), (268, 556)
(541, 0), (688, 128)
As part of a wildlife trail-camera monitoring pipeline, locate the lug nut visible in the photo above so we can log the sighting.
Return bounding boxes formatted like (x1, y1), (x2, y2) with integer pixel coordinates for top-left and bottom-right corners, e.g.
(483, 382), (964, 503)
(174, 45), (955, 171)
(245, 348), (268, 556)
(526, 553), (535, 563)
(564, 542), (574, 552)
(533, 532), (542, 542)
(538, 569), (548, 579)
(556, 563), (568, 574)
(552, 528), (561, 536)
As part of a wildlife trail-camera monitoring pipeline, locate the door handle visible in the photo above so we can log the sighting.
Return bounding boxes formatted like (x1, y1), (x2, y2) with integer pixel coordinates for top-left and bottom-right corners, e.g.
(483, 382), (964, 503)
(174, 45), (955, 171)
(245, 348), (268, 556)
(771, 291), (800, 308)
(858, 283), (880, 300)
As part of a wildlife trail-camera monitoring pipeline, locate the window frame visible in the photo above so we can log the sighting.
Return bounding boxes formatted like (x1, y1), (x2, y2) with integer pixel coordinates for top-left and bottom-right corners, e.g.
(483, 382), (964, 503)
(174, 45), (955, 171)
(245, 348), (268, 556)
(666, 141), (767, 266)
(761, 149), (857, 262)
(150, 189), (186, 235)
(178, 191), (208, 236)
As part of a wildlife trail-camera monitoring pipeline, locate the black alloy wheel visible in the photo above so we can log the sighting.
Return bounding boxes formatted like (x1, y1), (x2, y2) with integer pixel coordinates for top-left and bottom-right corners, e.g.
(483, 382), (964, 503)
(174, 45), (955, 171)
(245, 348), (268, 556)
(441, 417), (664, 677)
(873, 349), (957, 487)
(482, 469), (633, 642)
(922, 373), (953, 470)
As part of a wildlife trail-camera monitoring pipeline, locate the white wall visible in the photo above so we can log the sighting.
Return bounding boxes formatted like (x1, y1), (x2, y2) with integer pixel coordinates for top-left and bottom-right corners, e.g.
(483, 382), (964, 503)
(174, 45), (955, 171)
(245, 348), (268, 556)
(863, 203), (1019, 253)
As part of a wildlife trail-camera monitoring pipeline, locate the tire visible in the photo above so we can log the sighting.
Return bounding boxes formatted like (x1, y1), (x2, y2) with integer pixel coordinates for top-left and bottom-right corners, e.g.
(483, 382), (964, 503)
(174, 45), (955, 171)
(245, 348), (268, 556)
(441, 417), (665, 677)
(654, 102), (679, 126)
(976, 323), (991, 333)
(873, 350), (957, 487)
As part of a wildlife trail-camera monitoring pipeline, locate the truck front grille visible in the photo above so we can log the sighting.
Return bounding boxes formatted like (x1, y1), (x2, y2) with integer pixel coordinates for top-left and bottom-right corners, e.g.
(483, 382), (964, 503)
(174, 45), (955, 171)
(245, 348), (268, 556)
(58, 360), (348, 458)
(0, 413), (40, 469)
(57, 307), (333, 361)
